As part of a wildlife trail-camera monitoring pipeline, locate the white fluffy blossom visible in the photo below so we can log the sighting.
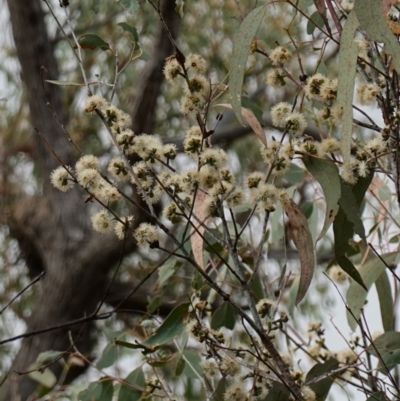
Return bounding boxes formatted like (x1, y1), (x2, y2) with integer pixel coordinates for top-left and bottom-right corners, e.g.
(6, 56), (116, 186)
(50, 166), (74, 192)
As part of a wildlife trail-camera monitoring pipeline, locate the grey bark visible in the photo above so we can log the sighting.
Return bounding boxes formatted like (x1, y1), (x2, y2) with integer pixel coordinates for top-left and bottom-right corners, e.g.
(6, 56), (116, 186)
(1, 0), (180, 400)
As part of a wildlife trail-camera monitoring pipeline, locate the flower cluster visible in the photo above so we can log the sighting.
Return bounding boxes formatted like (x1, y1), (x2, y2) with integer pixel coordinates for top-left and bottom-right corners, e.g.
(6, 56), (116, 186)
(163, 53), (209, 116)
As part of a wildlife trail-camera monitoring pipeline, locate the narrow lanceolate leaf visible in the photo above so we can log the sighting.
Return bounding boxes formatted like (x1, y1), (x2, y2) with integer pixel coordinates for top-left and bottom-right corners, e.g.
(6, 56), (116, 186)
(142, 302), (189, 349)
(229, 5), (267, 124)
(333, 173), (373, 289)
(346, 253), (397, 331)
(215, 103), (266, 146)
(191, 190), (207, 270)
(284, 200), (315, 305)
(336, 10), (358, 173)
(76, 34), (110, 51)
(376, 270), (394, 332)
(303, 155), (341, 242)
(355, 0), (400, 73)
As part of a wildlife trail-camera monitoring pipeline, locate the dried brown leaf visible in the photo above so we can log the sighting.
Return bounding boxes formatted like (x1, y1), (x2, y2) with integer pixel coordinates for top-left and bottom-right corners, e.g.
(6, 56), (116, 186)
(284, 200), (315, 305)
(191, 190), (207, 270)
(215, 103), (267, 146)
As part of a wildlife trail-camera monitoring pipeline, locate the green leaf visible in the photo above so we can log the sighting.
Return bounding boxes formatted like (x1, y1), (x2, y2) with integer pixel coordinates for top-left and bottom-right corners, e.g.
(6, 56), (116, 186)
(76, 34), (110, 51)
(337, 10), (358, 172)
(241, 96), (264, 124)
(117, 0), (140, 14)
(307, 11), (325, 35)
(333, 174), (373, 289)
(175, 0), (184, 17)
(338, 179), (366, 239)
(147, 354), (176, 367)
(175, 356), (185, 376)
(28, 368), (57, 389)
(366, 392), (388, 401)
(79, 382), (103, 401)
(117, 22), (139, 44)
(346, 253), (398, 331)
(157, 259), (180, 290)
(97, 343), (118, 369)
(264, 381), (290, 401)
(35, 350), (64, 367)
(212, 378), (227, 401)
(97, 332), (126, 369)
(229, 5), (267, 124)
(46, 80), (85, 86)
(376, 270), (394, 332)
(366, 331), (400, 374)
(306, 358), (339, 401)
(115, 339), (154, 355)
(142, 302), (189, 349)
(98, 380), (114, 401)
(355, 0), (400, 73)
(296, 0), (313, 11)
(210, 301), (236, 330)
(118, 367), (145, 401)
(300, 202), (314, 220)
(303, 155), (341, 242)
(181, 349), (202, 379)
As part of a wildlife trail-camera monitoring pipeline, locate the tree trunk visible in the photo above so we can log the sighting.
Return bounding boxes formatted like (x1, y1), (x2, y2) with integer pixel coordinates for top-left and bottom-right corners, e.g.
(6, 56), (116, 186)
(1, 1), (180, 399)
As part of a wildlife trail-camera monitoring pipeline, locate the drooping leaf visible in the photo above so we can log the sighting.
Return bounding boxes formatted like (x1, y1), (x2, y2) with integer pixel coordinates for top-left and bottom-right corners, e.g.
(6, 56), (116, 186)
(215, 103), (266, 146)
(229, 5), (267, 124)
(336, 10), (358, 173)
(338, 179), (366, 239)
(212, 378), (228, 401)
(142, 302), (189, 349)
(305, 358), (339, 401)
(191, 190), (208, 270)
(210, 301), (236, 330)
(284, 200), (315, 305)
(346, 253), (398, 331)
(366, 331), (400, 374)
(76, 34), (110, 51)
(118, 367), (145, 401)
(354, 0), (400, 73)
(333, 174), (373, 289)
(376, 270), (394, 332)
(303, 155), (341, 242)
